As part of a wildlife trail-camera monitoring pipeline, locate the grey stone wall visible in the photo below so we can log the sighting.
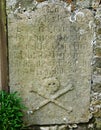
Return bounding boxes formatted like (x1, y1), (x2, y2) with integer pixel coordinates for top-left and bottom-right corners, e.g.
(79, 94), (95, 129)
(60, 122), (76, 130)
(6, 0), (101, 129)
(91, 2), (101, 129)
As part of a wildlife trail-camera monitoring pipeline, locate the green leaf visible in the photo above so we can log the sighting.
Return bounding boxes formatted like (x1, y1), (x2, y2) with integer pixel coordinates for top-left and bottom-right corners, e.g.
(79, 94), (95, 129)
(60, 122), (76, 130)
(0, 90), (26, 130)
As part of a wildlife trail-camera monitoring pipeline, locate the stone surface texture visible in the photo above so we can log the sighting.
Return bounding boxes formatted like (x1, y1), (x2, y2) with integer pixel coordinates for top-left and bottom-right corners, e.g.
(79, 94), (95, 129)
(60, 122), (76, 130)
(6, 0), (101, 129)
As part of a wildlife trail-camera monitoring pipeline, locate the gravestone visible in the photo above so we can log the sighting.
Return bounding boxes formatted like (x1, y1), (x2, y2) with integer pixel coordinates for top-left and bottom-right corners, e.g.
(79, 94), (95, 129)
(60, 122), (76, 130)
(7, 0), (94, 125)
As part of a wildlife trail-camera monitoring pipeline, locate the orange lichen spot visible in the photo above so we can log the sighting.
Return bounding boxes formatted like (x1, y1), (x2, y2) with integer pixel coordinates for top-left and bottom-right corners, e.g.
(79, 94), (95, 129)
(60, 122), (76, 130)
(66, 0), (73, 4)
(71, 3), (76, 12)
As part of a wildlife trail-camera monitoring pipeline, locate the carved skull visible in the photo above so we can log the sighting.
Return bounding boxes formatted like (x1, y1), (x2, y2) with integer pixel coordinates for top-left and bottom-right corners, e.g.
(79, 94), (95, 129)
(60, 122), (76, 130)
(43, 77), (60, 95)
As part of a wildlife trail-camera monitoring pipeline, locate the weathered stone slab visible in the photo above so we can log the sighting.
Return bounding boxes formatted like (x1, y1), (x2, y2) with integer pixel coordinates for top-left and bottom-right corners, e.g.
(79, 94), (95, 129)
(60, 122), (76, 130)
(7, 0), (94, 125)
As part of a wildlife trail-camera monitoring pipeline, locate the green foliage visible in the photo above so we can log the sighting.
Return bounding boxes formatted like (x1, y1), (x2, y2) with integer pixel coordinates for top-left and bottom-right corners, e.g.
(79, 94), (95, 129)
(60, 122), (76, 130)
(0, 91), (25, 130)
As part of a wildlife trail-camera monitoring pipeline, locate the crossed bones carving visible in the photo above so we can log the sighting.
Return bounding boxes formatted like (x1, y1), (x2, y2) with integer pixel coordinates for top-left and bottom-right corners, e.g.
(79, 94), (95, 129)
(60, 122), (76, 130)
(31, 84), (74, 113)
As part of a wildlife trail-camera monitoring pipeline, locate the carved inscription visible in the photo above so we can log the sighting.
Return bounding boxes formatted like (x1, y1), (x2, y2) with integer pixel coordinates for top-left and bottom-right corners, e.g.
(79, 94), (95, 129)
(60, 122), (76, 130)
(8, 2), (94, 125)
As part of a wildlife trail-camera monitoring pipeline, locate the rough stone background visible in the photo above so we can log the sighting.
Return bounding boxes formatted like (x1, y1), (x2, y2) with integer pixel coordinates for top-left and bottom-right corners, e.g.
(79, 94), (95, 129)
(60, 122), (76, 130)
(6, 0), (101, 129)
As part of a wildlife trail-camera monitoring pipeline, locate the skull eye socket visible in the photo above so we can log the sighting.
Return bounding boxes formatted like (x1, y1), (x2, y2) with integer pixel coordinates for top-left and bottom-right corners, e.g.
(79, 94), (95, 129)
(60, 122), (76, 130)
(48, 83), (55, 86)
